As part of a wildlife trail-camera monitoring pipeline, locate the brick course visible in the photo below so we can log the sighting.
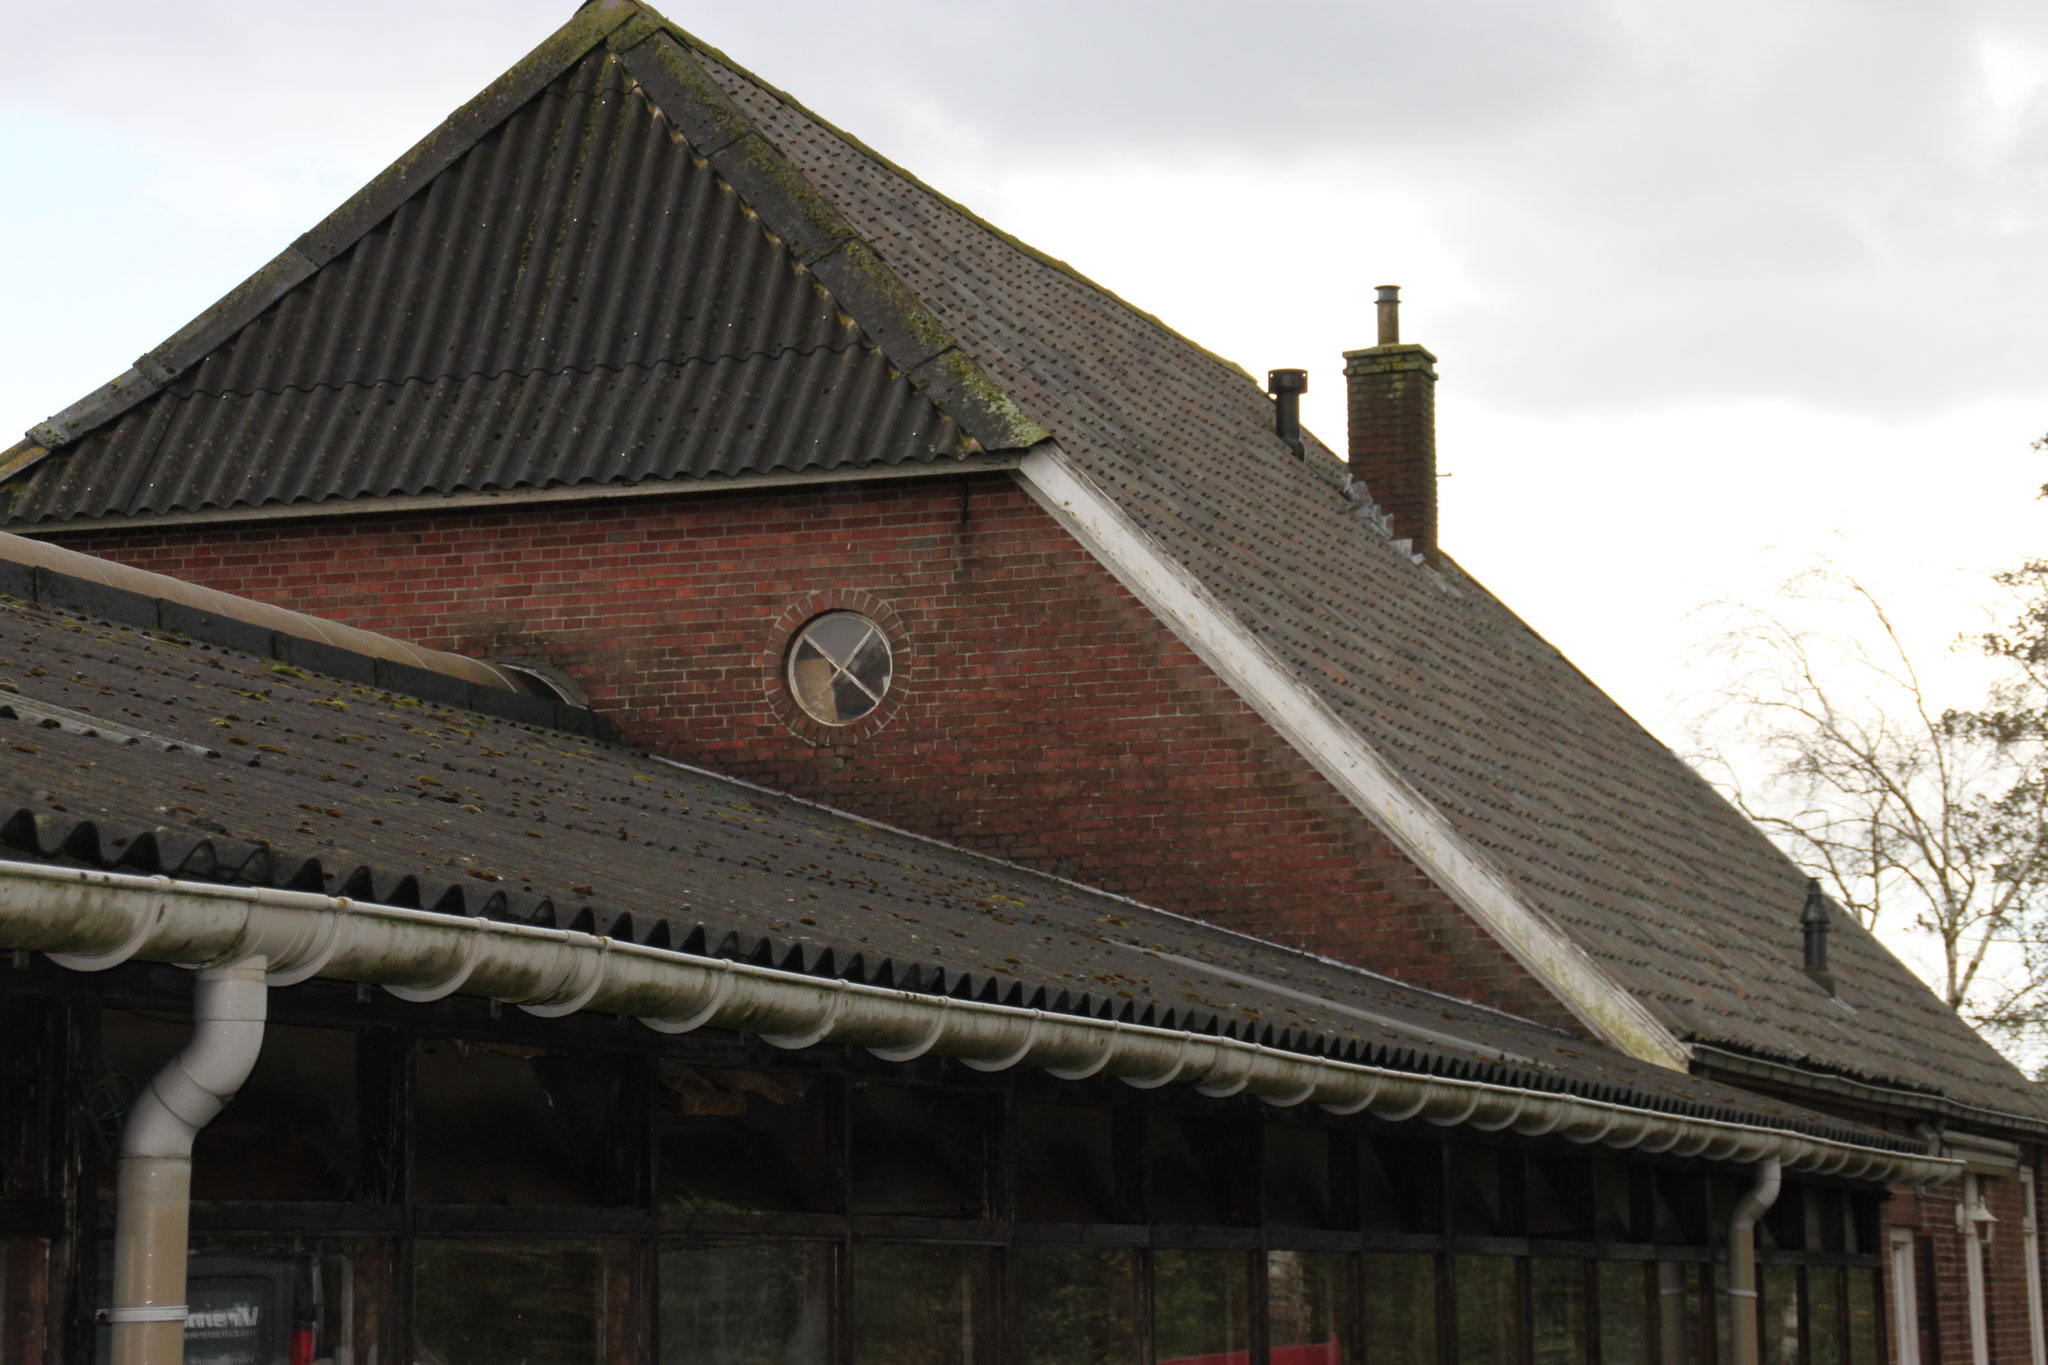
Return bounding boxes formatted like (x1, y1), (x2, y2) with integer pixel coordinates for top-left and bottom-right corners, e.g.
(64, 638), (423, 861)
(51, 473), (1575, 1031)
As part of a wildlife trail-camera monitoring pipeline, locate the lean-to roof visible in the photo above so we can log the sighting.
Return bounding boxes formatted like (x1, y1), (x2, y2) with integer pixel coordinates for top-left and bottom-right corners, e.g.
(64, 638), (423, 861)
(2, 2), (2040, 1126)
(0, 581), (1929, 1154)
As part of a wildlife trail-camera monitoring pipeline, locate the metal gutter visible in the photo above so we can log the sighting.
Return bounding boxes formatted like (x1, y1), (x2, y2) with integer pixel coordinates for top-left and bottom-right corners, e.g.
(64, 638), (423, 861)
(1692, 1042), (2048, 1141)
(0, 860), (1958, 1187)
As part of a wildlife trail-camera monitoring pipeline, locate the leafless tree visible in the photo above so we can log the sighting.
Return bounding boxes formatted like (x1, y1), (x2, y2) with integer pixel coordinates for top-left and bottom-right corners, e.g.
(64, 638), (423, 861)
(1686, 564), (2048, 1058)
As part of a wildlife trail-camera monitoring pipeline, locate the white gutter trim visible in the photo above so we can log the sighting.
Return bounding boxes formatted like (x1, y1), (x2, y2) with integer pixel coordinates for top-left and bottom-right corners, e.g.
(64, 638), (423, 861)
(0, 859), (1957, 1187)
(1010, 445), (1692, 1071)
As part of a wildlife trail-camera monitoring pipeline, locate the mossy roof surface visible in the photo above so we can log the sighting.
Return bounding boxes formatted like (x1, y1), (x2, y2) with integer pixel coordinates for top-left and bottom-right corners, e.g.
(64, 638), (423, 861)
(1, 0), (2040, 1124)
(0, 587), (1926, 1152)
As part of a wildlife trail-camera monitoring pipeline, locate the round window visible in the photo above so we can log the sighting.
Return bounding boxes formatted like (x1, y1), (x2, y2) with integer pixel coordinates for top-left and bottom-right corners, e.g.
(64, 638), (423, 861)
(785, 611), (893, 726)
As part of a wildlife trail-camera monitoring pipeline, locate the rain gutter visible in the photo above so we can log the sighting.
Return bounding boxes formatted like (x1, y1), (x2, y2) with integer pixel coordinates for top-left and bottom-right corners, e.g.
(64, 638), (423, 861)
(1691, 1041), (2048, 1141)
(0, 858), (1958, 1187)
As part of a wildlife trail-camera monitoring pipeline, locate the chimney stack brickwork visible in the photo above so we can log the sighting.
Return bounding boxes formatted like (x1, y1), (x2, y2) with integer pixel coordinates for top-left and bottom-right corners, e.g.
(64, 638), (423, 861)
(1343, 341), (1439, 563)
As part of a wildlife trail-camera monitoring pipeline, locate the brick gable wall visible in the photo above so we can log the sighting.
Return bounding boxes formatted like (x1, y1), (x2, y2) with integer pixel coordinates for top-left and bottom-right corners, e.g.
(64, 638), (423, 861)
(49, 473), (1577, 1033)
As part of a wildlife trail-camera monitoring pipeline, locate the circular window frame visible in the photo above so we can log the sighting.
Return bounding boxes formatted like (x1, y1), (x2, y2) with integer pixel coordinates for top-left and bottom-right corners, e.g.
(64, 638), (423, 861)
(763, 591), (912, 745)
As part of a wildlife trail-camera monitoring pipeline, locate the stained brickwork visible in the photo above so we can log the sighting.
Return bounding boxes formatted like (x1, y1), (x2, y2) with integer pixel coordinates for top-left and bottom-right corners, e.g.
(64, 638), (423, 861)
(50, 474), (1577, 1031)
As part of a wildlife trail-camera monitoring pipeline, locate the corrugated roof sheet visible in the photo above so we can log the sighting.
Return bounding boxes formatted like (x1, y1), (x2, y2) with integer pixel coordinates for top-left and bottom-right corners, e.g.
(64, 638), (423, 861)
(0, 587), (1924, 1152)
(1, 49), (967, 523)
(3, 2), (2039, 1126)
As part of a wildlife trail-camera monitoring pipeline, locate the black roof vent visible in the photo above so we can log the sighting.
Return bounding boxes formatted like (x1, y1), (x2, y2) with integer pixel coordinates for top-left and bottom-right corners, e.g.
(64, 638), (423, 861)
(1801, 879), (1835, 993)
(1267, 369), (1307, 460)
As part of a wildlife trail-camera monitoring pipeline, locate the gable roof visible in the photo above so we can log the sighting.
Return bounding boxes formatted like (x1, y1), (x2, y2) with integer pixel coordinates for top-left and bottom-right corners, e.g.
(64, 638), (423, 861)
(4, 2), (2041, 1128)
(0, 574), (1942, 1161)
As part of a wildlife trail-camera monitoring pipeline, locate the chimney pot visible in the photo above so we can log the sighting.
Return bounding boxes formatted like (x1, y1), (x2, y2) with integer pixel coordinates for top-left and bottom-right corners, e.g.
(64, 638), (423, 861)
(1375, 285), (1401, 346)
(1344, 286), (1440, 563)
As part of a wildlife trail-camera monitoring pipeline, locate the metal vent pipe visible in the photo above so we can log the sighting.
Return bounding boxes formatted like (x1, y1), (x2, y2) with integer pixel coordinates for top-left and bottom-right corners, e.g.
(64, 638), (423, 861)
(1266, 369), (1308, 459)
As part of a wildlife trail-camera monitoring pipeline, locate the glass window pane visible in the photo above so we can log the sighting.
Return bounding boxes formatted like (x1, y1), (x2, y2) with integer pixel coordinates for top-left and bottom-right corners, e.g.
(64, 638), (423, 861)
(1531, 1259), (1586, 1365)
(1760, 1264), (1800, 1365)
(1362, 1140), (1439, 1234)
(656, 1065), (834, 1213)
(790, 643), (836, 718)
(1653, 1170), (1702, 1244)
(414, 1240), (627, 1365)
(1152, 1249), (1249, 1363)
(852, 1244), (996, 1365)
(1362, 1253), (1437, 1365)
(1449, 1149), (1507, 1238)
(1265, 1126), (1339, 1230)
(1598, 1260), (1648, 1364)
(105, 1237), (388, 1365)
(1845, 1268), (1879, 1365)
(831, 676), (877, 721)
(99, 1014), (357, 1201)
(849, 1084), (992, 1218)
(1017, 1103), (1121, 1223)
(413, 1041), (617, 1205)
(1151, 1114), (1255, 1226)
(1454, 1257), (1518, 1365)
(659, 1242), (830, 1364)
(1593, 1163), (1638, 1243)
(806, 614), (873, 663)
(1268, 1249), (1354, 1362)
(1019, 1246), (1139, 1365)
(846, 634), (892, 694)
(1527, 1156), (1588, 1240)
(1808, 1265), (1842, 1365)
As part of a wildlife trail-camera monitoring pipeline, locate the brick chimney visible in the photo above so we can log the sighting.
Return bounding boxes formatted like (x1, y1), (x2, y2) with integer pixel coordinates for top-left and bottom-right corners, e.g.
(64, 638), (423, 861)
(1344, 286), (1439, 563)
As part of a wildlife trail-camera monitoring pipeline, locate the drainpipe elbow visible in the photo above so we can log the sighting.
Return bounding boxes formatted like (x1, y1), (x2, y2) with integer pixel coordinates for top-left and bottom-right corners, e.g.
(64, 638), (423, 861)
(1731, 1156), (1782, 1231)
(120, 960), (268, 1160)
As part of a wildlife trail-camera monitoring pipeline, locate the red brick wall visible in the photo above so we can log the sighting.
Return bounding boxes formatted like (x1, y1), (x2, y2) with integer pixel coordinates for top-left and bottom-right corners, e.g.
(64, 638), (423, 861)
(52, 474), (1576, 1031)
(1882, 1150), (2048, 1363)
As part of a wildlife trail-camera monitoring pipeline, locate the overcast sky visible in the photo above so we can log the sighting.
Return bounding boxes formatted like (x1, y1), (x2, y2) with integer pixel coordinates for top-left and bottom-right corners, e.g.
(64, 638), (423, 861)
(2, 2), (2044, 777)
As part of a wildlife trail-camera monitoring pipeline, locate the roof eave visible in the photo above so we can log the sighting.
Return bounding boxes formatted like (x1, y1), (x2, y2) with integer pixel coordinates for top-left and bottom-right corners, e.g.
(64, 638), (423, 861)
(1692, 1041), (2048, 1142)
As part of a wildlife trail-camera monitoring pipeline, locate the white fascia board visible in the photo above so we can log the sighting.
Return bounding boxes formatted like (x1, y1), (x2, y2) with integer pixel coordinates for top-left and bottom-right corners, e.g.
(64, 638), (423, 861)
(1012, 445), (1693, 1072)
(5, 455), (1023, 535)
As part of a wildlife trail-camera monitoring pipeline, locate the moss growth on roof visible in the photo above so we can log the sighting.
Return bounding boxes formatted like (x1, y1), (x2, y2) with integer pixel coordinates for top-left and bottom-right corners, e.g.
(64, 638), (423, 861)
(640, 7), (1258, 386)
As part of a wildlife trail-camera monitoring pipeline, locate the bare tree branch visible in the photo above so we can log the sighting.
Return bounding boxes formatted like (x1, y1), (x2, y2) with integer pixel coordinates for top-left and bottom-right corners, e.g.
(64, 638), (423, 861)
(1685, 561), (2048, 1062)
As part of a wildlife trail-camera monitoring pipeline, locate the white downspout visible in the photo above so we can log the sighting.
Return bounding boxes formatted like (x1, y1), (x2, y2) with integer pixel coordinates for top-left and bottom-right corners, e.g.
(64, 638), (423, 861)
(108, 958), (267, 1365)
(1726, 1157), (1782, 1365)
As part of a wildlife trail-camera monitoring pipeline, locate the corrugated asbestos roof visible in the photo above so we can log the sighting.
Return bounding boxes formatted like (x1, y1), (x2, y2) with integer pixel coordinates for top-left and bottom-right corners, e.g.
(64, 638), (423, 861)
(3, 1), (2040, 1125)
(0, 39), (969, 522)
(0, 586), (1924, 1153)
